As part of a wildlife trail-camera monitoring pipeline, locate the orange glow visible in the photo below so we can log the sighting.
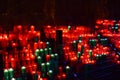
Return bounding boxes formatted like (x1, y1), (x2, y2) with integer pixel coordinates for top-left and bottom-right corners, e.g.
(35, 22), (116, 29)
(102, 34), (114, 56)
(31, 25), (35, 31)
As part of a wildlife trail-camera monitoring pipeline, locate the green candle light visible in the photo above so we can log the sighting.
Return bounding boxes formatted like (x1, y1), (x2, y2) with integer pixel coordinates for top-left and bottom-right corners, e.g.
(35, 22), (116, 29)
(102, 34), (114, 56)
(100, 38), (104, 45)
(104, 38), (108, 45)
(54, 53), (59, 74)
(8, 68), (14, 80)
(54, 53), (58, 60)
(4, 69), (9, 80)
(21, 66), (26, 80)
(73, 40), (77, 46)
(35, 49), (39, 56)
(48, 48), (52, 54)
(46, 42), (50, 48)
(50, 54), (55, 61)
(40, 49), (44, 57)
(66, 66), (70, 80)
(115, 24), (119, 33)
(48, 70), (53, 79)
(97, 34), (101, 39)
(11, 78), (16, 80)
(96, 54), (99, 60)
(78, 40), (82, 43)
(21, 66), (26, 74)
(68, 25), (71, 30)
(41, 63), (46, 77)
(89, 50), (92, 60)
(77, 51), (81, 60)
(115, 26), (118, 32)
(46, 62), (50, 72)
(44, 48), (48, 54)
(112, 27), (114, 32)
(72, 40), (77, 51)
(78, 35), (82, 41)
(37, 56), (42, 67)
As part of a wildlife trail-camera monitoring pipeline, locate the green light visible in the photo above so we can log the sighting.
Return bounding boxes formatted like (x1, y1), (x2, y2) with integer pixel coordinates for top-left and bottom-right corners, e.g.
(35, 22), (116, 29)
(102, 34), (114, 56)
(46, 62), (50, 72)
(54, 53), (58, 60)
(79, 40), (82, 43)
(73, 40), (76, 43)
(68, 26), (71, 30)
(46, 42), (49, 44)
(66, 66), (70, 80)
(78, 35), (82, 41)
(11, 78), (16, 80)
(115, 27), (118, 29)
(51, 54), (55, 60)
(35, 49), (39, 56)
(41, 63), (46, 72)
(4, 69), (9, 80)
(8, 68), (14, 79)
(89, 50), (92, 60)
(40, 49), (44, 53)
(41, 63), (46, 77)
(37, 56), (42, 66)
(66, 66), (70, 69)
(97, 34), (101, 39)
(49, 48), (52, 54)
(21, 66), (26, 74)
(40, 49), (44, 57)
(44, 48), (48, 54)
(77, 52), (81, 59)
(48, 70), (53, 79)
(46, 42), (50, 48)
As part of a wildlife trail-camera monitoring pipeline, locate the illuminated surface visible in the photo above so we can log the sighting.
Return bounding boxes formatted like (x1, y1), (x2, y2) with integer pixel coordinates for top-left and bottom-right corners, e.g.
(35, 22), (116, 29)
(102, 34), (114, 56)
(0, 22), (120, 80)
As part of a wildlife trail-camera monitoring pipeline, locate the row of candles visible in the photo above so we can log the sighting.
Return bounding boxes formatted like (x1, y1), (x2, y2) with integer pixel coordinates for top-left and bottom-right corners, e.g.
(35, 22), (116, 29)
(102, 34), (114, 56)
(1, 25), (73, 80)
(1, 24), (120, 80)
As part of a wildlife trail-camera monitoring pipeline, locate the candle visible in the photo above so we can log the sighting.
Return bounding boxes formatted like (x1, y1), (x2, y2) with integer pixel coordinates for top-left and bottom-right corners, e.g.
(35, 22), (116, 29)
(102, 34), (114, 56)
(35, 49), (39, 56)
(72, 40), (77, 51)
(89, 50), (92, 60)
(41, 63), (46, 77)
(46, 55), (50, 62)
(78, 35), (82, 41)
(66, 66), (70, 80)
(68, 26), (71, 30)
(48, 70), (53, 79)
(77, 52), (81, 60)
(50, 54), (55, 61)
(4, 69), (9, 80)
(48, 48), (52, 54)
(34, 43), (38, 50)
(37, 56), (42, 68)
(21, 66), (26, 80)
(44, 48), (48, 55)
(11, 78), (16, 80)
(54, 53), (58, 60)
(46, 62), (50, 72)
(40, 49), (44, 57)
(8, 68), (14, 80)
(46, 42), (50, 49)
(10, 58), (15, 68)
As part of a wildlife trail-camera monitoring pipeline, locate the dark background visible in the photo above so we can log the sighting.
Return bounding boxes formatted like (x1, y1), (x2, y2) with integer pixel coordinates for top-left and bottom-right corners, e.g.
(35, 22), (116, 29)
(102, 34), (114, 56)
(0, 0), (120, 29)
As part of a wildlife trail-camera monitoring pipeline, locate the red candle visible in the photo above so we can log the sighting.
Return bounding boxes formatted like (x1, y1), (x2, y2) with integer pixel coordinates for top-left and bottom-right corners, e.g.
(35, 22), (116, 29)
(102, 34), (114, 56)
(46, 54), (50, 62)
(62, 73), (66, 80)
(10, 58), (15, 68)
